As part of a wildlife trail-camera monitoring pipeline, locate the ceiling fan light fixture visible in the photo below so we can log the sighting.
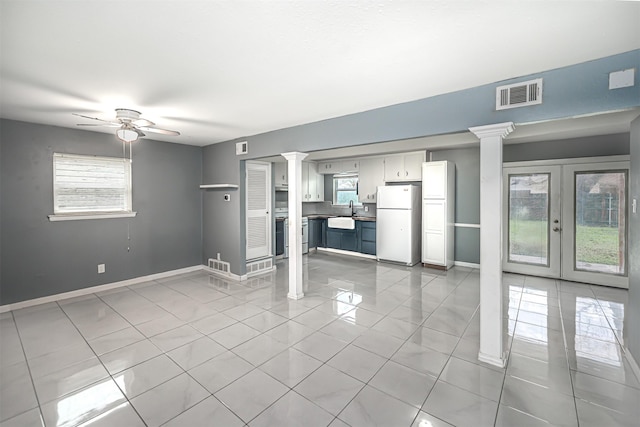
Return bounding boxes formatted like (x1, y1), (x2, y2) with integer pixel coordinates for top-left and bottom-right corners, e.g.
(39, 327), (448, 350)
(116, 125), (139, 143)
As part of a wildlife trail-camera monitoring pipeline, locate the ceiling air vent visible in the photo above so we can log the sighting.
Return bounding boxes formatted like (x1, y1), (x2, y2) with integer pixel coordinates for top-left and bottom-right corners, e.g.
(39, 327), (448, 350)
(496, 78), (542, 110)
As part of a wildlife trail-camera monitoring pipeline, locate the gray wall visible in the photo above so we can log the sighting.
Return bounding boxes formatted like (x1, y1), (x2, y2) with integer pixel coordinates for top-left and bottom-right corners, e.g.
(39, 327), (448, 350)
(201, 50), (639, 275)
(0, 120), (202, 305)
(432, 148), (481, 264)
(201, 141), (245, 270)
(628, 116), (640, 366)
(504, 133), (629, 162)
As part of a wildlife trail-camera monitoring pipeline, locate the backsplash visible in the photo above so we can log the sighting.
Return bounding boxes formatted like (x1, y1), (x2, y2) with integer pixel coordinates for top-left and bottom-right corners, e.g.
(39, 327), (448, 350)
(302, 201), (376, 218)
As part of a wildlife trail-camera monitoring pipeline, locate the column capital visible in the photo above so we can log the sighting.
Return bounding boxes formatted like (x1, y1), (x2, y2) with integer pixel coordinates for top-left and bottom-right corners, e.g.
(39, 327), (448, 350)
(469, 122), (515, 140)
(281, 152), (309, 162)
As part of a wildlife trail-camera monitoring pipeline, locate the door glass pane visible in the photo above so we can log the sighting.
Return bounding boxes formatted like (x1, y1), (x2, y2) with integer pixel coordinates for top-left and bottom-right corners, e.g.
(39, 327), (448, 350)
(575, 171), (626, 275)
(508, 173), (550, 266)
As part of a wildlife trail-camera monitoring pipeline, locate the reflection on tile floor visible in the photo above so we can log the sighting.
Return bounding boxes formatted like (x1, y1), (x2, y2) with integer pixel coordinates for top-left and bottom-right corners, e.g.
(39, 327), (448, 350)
(1, 252), (639, 426)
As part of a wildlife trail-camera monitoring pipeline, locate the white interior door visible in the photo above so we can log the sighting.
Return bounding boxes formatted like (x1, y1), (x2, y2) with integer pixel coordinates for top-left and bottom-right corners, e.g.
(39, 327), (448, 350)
(246, 161), (272, 260)
(503, 165), (562, 278)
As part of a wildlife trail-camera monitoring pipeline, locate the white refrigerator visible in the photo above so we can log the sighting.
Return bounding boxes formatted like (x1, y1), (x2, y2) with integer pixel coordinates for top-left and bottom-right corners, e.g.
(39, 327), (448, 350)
(376, 185), (422, 266)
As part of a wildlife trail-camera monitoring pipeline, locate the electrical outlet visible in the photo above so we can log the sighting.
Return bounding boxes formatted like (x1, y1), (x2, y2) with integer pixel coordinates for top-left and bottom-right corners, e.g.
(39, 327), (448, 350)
(98, 264), (105, 274)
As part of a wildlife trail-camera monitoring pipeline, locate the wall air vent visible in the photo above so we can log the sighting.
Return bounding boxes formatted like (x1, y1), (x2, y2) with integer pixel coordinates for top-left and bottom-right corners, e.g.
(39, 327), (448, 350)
(246, 257), (274, 277)
(496, 78), (542, 110)
(236, 141), (248, 155)
(208, 258), (231, 276)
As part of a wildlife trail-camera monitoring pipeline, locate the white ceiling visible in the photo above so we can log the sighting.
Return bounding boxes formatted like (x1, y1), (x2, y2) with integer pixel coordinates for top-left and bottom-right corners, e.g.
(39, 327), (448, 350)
(1, 1), (639, 147)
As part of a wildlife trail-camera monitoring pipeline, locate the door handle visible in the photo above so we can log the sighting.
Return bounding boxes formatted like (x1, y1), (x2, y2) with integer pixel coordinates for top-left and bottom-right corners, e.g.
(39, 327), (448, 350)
(553, 227), (561, 232)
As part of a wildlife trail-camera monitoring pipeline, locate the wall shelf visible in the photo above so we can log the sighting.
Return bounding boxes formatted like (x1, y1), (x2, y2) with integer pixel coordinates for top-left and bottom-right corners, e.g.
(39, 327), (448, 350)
(199, 184), (239, 189)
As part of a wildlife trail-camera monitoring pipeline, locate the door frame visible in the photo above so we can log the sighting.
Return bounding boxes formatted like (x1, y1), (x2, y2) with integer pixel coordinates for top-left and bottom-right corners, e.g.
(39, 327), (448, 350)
(503, 155), (630, 288)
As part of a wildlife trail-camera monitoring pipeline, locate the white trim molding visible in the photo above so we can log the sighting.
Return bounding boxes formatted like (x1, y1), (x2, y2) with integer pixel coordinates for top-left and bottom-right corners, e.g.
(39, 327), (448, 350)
(454, 261), (480, 269)
(317, 247), (377, 260)
(0, 265), (202, 313)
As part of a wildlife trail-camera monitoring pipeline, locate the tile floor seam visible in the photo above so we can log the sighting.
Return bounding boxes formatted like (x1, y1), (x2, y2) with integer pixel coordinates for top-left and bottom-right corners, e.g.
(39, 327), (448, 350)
(53, 298), (152, 427)
(494, 277), (522, 427)
(4, 310), (45, 426)
(555, 278), (582, 427)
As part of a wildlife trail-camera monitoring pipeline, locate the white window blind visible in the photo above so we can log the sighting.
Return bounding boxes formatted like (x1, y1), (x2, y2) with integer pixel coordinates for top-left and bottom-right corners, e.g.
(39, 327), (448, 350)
(53, 153), (132, 214)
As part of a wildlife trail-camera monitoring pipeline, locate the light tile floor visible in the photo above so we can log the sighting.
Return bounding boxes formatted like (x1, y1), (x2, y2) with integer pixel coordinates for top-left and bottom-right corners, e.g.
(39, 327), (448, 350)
(1, 252), (639, 426)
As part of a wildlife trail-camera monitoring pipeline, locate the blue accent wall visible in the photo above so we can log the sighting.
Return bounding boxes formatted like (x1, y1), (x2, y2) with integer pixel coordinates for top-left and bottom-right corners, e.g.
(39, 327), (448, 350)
(202, 50), (640, 275)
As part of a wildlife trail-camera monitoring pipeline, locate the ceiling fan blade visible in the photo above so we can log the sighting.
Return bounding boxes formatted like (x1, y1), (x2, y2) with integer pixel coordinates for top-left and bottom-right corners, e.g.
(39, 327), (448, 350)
(133, 118), (155, 127)
(76, 123), (121, 128)
(72, 113), (120, 126)
(137, 126), (180, 136)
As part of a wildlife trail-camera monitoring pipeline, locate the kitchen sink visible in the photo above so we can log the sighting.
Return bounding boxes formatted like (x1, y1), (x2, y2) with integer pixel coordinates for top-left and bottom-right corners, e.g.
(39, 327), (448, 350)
(328, 217), (355, 230)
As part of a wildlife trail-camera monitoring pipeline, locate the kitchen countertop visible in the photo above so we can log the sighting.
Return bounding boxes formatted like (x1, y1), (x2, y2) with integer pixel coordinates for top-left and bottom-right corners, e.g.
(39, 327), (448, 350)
(304, 214), (376, 222)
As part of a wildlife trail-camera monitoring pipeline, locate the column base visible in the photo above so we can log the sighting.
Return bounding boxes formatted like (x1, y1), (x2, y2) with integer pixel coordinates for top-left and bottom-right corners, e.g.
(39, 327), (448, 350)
(478, 351), (507, 368)
(287, 292), (304, 300)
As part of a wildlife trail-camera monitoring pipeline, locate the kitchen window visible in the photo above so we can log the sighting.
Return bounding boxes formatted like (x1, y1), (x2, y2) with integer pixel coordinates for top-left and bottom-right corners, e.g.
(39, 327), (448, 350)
(333, 174), (361, 206)
(49, 153), (136, 221)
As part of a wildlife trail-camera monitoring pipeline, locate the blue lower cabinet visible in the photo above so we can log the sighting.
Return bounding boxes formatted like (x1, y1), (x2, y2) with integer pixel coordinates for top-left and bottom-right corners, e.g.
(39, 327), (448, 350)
(326, 229), (341, 249)
(321, 219), (376, 255)
(341, 229), (358, 252)
(308, 218), (324, 249)
(359, 221), (376, 255)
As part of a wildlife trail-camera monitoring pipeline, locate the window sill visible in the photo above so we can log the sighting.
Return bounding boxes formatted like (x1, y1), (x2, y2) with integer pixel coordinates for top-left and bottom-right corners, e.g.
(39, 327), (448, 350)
(48, 212), (137, 222)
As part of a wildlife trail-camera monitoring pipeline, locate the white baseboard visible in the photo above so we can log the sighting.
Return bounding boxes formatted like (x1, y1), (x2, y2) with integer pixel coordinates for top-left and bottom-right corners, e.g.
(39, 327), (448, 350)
(316, 247), (377, 260)
(625, 346), (640, 385)
(202, 266), (246, 281)
(0, 265), (204, 313)
(455, 261), (480, 269)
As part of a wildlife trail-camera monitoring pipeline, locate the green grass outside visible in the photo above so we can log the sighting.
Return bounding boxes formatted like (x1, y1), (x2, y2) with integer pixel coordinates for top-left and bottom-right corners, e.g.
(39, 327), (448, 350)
(509, 220), (620, 266)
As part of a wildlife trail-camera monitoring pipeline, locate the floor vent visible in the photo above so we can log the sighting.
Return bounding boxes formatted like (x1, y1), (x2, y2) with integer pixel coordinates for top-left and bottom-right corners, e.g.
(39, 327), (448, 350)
(246, 258), (274, 276)
(496, 78), (542, 110)
(208, 258), (231, 276)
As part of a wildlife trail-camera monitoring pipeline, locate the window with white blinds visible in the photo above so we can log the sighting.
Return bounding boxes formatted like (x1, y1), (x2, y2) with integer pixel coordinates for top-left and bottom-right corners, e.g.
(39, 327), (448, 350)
(53, 153), (132, 215)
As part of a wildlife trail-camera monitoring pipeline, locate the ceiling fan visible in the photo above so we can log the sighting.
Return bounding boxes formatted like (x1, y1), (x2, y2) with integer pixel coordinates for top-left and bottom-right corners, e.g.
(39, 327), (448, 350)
(73, 108), (180, 143)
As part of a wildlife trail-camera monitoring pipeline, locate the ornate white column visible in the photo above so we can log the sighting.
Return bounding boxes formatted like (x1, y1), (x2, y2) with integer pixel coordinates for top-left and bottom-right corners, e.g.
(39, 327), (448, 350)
(469, 122), (514, 368)
(281, 152), (308, 300)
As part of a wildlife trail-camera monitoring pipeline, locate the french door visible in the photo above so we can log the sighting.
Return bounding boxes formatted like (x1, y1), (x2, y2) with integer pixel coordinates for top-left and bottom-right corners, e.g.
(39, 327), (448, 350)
(503, 160), (629, 288)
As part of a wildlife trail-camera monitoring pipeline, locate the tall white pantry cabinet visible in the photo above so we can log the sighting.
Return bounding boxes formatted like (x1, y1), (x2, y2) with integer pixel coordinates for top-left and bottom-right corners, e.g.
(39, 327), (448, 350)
(422, 161), (455, 269)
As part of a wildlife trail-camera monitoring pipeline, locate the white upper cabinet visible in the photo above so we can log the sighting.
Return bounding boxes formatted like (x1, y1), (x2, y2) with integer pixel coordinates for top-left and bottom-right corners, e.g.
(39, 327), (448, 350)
(318, 159), (360, 174)
(384, 152), (426, 182)
(358, 157), (385, 203)
(422, 161), (448, 199)
(341, 159), (360, 173)
(274, 162), (287, 187)
(302, 161), (324, 202)
(318, 161), (339, 174)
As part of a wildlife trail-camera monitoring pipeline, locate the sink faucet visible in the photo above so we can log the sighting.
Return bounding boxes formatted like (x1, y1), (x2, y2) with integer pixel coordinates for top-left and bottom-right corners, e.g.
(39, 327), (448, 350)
(349, 200), (356, 217)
